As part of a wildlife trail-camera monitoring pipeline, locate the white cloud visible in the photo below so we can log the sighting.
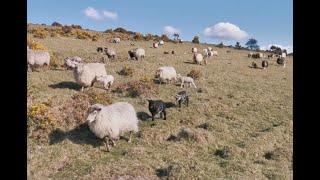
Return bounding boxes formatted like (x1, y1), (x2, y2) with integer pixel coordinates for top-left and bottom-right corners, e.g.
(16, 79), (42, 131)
(261, 44), (293, 53)
(84, 7), (118, 20)
(84, 7), (102, 20)
(203, 22), (249, 41)
(102, 11), (118, 20)
(163, 26), (180, 35)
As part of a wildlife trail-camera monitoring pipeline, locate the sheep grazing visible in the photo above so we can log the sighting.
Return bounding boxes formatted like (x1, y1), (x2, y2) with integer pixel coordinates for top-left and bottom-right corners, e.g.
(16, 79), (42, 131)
(262, 60), (269, 69)
(64, 56), (82, 70)
(97, 47), (103, 53)
(192, 47), (198, 53)
(252, 62), (257, 68)
(175, 91), (189, 108)
(27, 48), (50, 72)
(193, 53), (204, 65)
(159, 40), (164, 45)
(87, 102), (139, 152)
(113, 37), (120, 43)
(104, 48), (116, 60)
(153, 42), (159, 48)
(96, 75), (114, 91)
(147, 100), (166, 121)
(176, 74), (197, 88)
(155, 66), (177, 84)
(128, 48), (145, 60)
(73, 62), (107, 92)
(277, 57), (286, 68)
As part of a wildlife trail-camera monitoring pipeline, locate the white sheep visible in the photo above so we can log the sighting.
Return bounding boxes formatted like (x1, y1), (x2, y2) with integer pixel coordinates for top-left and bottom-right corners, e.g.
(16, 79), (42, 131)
(155, 66), (177, 84)
(113, 37), (120, 43)
(207, 47), (213, 51)
(153, 42), (159, 48)
(73, 63), (107, 92)
(159, 40), (164, 45)
(193, 53), (204, 65)
(87, 102), (139, 152)
(64, 56), (82, 70)
(192, 47), (198, 53)
(129, 48), (145, 60)
(104, 48), (116, 60)
(27, 48), (50, 72)
(176, 74), (197, 88)
(212, 50), (218, 56)
(96, 75), (114, 91)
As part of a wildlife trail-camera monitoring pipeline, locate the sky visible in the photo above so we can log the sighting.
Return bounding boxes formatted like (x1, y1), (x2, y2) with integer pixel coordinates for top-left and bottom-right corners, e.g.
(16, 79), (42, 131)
(27, 0), (293, 53)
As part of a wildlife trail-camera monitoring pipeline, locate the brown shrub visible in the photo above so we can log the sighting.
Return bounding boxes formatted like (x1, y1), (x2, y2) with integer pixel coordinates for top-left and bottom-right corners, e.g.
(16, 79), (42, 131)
(27, 36), (47, 50)
(33, 28), (48, 39)
(117, 66), (135, 77)
(133, 33), (144, 41)
(76, 30), (92, 39)
(187, 69), (202, 80)
(49, 52), (64, 68)
(144, 34), (153, 41)
(114, 78), (159, 99)
(62, 25), (73, 34)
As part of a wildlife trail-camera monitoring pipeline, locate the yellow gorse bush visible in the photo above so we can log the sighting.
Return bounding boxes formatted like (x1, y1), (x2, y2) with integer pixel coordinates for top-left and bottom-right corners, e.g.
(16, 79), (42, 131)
(27, 36), (47, 50)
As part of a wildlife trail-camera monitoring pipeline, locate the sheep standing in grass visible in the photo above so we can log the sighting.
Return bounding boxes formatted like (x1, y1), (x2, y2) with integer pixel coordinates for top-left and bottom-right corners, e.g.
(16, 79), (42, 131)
(262, 60), (269, 69)
(87, 102), (139, 152)
(159, 40), (164, 45)
(193, 53), (204, 65)
(113, 37), (120, 43)
(27, 48), (50, 72)
(128, 48), (145, 60)
(64, 56), (82, 70)
(104, 48), (116, 60)
(73, 63), (107, 92)
(96, 75), (114, 91)
(155, 66), (177, 84)
(277, 57), (286, 68)
(176, 74), (197, 88)
(147, 100), (166, 121)
(153, 42), (159, 48)
(192, 47), (198, 53)
(175, 91), (189, 108)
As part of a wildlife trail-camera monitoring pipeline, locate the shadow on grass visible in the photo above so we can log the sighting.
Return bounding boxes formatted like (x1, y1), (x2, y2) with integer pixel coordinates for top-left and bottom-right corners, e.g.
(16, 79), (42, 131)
(183, 61), (196, 64)
(48, 123), (103, 147)
(48, 81), (81, 90)
(247, 66), (263, 69)
(137, 111), (151, 121)
(155, 168), (169, 177)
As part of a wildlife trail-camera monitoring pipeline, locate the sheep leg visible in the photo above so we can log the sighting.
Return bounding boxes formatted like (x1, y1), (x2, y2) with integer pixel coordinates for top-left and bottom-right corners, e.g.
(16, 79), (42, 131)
(128, 131), (133, 143)
(151, 113), (156, 121)
(81, 86), (84, 92)
(162, 109), (167, 120)
(193, 82), (197, 88)
(111, 139), (116, 146)
(186, 96), (189, 107)
(104, 137), (111, 152)
(179, 100), (182, 108)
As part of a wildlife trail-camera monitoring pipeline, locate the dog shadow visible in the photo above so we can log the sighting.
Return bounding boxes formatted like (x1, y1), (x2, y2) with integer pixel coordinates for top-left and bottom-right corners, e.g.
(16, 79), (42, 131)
(48, 81), (81, 90)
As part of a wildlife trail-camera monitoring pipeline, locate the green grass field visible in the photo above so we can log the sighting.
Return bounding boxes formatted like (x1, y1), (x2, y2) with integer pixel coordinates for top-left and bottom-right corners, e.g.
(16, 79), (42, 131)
(27, 28), (293, 179)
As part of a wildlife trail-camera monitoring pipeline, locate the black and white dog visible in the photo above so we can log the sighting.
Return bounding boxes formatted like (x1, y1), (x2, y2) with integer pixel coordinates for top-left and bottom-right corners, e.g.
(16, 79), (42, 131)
(175, 91), (189, 108)
(147, 100), (166, 121)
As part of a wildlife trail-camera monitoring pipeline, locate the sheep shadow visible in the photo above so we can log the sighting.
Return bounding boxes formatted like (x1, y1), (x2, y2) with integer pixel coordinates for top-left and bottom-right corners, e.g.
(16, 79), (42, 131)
(137, 111), (151, 121)
(164, 102), (176, 108)
(183, 61), (196, 65)
(48, 123), (103, 147)
(247, 66), (263, 69)
(48, 81), (81, 90)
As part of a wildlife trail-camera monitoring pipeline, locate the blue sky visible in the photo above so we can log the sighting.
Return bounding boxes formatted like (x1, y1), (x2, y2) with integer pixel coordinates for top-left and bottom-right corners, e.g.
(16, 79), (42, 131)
(27, 0), (293, 53)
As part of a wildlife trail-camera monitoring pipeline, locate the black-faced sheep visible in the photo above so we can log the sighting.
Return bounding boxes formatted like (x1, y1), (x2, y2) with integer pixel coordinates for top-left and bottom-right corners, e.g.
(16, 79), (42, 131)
(97, 47), (103, 53)
(193, 53), (204, 65)
(262, 60), (269, 69)
(175, 91), (189, 108)
(147, 100), (166, 121)
(128, 48), (145, 60)
(277, 57), (286, 68)
(104, 48), (116, 60)
(86, 102), (139, 152)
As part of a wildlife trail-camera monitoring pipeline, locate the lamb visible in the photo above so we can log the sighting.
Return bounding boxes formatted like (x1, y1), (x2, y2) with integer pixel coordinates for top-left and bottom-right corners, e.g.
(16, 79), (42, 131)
(159, 40), (164, 45)
(277, 57), (286, 68)
(155, 66), (177, 84)
(262, 60), (269, 69)
(176, 74), (197, 88)
(192, 47), (198, 53)
(64, 56), (82, 70)
(96, 75), (114, 91)
(113, 37), (121, 43)
(252, 62), (257, 68)
(147, 100), (166, 121)
(175, 91), (189, 108)
(128, 48), (145, 60)
(153, 42), (159, 48)
(27, 48), (50, 72)
(104, 48), (116, 60)
(86, 102), (139, 152)
(73, 62), (107, 92)
(193, 53), (204, 65)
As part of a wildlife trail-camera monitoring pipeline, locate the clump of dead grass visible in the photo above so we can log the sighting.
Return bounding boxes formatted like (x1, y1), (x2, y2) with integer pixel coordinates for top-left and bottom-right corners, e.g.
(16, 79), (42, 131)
(117, 66), (135, 77)
(187, 69), (202, 80)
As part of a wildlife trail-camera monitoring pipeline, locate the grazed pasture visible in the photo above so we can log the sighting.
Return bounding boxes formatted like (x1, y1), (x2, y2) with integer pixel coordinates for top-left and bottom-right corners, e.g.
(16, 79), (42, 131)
(27, 30), (293, 179)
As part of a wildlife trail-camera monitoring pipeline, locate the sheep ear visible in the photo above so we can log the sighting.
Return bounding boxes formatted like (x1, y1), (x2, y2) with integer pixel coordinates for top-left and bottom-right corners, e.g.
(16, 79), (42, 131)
(97, 108), (102, 112)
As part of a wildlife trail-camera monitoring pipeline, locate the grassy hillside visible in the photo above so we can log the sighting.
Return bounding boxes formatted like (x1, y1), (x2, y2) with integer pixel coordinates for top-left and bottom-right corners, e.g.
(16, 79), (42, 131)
(27, 25), (293, 180)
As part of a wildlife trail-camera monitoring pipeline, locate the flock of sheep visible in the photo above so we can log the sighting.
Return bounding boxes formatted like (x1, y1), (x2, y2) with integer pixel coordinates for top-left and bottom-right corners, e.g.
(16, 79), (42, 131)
(27, 37), (289, 151)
